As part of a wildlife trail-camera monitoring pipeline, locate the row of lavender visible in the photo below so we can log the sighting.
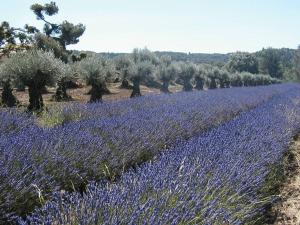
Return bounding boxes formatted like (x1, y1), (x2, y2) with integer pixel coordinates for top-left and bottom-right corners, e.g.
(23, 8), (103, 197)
(21, 85), (300, 224)
(0, 84), (297, 222)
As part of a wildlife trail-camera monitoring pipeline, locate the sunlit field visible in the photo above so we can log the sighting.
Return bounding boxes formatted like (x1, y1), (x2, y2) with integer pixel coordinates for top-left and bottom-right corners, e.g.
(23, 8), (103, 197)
(1, 1), (300, 224)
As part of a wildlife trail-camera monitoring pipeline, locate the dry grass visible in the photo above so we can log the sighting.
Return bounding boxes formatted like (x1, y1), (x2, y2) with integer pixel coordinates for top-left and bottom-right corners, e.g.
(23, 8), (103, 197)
(273, 136), (300, 225)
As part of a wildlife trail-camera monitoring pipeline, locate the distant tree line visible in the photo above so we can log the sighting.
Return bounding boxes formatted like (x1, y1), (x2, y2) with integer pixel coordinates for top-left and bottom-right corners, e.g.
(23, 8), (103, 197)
(99, 48), (299, 82)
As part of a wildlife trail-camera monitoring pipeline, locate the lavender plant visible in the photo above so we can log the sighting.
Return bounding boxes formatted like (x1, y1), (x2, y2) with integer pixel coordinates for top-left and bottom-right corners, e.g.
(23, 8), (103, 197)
(21, 85), (300, 224)
(0, 84), (297, 222)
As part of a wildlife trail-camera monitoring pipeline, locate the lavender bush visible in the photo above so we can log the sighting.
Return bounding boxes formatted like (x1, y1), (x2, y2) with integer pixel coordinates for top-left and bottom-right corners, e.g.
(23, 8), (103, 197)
(22, 86), (300, 224)
(0, 84), (299, 222)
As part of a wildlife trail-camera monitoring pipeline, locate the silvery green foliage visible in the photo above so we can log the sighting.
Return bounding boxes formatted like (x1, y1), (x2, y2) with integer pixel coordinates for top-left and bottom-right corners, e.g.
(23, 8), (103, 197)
(0, 49), (68, 87)
(178, 62), (197, 81)
(129, 60), (155, 81)
(0, 63), (10, 83)
(195, 64), (208, 80)
(159, 55), (172, 67)
(101, 57), (116, 82)
(129, 48), (158, 84)
(157, 62), (178, 82)
(76, 55), (108, 85)
(114, 55), (134, 80)
(132, 48), (159, 65)
(177, 62), (196, 91)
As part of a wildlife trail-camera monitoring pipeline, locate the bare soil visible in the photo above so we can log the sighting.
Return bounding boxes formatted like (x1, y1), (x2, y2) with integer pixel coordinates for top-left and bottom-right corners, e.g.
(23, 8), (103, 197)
(10, 82), (183, 108)
(273, 136), (300, 225)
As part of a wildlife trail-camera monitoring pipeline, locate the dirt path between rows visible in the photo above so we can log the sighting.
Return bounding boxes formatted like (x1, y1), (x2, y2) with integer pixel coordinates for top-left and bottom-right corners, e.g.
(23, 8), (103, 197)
(273, 136), (300, 225)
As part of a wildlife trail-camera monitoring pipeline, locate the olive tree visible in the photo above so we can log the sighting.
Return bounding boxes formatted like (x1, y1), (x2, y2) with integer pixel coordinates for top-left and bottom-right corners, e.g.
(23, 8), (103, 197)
(240, 72), (253, 87)
(132, 48), (159, 65)
(194, 66), (206, 90)
(76, 55), (108, 103)
(157, 63), (178, 93)
(178, 62), (196, 91)
(230, 73), (244, 87)
(157, 55), (177, 93)
(0, 49), (68, 111)
(34, 33), (73, 100)
(132, 48), (160, 89)
(219, 70), (230, 88)
(114, 55), (133, 89)
(207, 68), (219, 89)
(53, 65), (74, 101)
(128, 61), (155, 98)
(0, 64), (17, 107)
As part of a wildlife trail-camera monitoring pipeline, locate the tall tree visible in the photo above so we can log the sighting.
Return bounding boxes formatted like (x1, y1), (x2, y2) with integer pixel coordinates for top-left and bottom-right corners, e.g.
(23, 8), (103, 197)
(226, 52), (259, 74)
(0, 21), (35, 58)
(30, 1), (85, 50)
(293, 45), (300, 82)
(258, 48), (283, 79)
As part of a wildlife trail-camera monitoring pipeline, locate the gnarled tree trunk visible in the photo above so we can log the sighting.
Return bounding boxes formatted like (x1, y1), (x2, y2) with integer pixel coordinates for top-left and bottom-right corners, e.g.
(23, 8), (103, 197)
(28, 84), (44, 111)
(130, 79), (141, 98)
(195, 77), (204, 90)
(89, 83), (104, 103)
(209, 78), (217, 89)
(161, 80), (171, 93)
(219, 79), (225, 88)
(1, 80), (17, 107)
(183, 79), (193, 92)
(54, 80), (72, 102)
(120, 78), (132, 89)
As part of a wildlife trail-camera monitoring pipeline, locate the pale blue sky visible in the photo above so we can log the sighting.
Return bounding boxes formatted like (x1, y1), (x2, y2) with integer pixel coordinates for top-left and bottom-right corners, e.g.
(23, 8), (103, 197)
(1, 0), (300, 53)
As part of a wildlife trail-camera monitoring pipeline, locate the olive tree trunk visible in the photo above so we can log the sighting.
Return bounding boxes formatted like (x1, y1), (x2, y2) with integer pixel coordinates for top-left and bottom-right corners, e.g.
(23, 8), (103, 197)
(28, 84), (44, 111)
(182, 79), (193, 92)
(195, 77), (204, 90)
(219, 79), (225, 88)
(130, 79), (141, 98)
(54, 80), (71, 102)
(89, 83), (104, 103)
(120, 78), (132, 89)
(161, 80), (171, 93)
(209, 78), (217, 89)
(1, 81), (17, 107)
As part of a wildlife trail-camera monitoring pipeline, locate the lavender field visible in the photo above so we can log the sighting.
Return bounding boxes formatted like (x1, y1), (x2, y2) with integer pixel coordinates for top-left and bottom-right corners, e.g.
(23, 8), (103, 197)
(0, 84), (299, 224)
